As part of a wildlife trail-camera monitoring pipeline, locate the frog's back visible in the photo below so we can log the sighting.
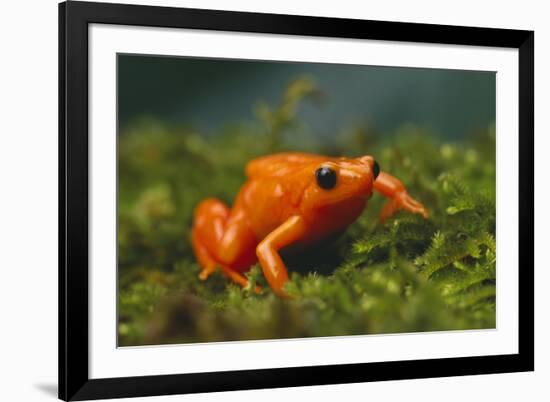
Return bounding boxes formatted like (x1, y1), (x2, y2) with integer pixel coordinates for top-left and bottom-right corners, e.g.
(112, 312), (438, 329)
(236, 153), (327, 240)
(245, 152), (328, 179)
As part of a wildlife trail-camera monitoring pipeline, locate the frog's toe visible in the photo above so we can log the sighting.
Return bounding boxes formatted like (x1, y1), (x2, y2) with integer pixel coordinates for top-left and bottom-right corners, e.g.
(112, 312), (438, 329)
(400, 194), (429, 219)
(198, 265), (217, 280)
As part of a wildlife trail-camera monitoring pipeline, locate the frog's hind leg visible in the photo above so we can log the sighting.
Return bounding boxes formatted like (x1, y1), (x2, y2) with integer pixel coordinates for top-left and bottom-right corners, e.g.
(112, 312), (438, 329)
(191, 229), (219, 280)
(191, 198), (259, 291)
(192, 198), (229, 280)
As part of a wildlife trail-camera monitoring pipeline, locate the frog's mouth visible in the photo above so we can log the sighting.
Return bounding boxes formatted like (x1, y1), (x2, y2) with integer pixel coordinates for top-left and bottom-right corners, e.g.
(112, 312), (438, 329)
(327, 190), (372, 205)
(320, 181), (374, 207)
(315, 193), (370, 222)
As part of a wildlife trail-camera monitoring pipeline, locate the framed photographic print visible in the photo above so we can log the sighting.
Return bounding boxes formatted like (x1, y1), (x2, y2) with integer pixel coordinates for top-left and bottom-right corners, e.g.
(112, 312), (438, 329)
(59, 1), (534, 400)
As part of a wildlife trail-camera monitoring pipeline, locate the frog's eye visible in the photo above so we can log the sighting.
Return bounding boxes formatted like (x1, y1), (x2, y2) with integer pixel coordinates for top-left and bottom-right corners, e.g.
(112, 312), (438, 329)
(373, 160), (380, 180)
(315, 166), (337, 190)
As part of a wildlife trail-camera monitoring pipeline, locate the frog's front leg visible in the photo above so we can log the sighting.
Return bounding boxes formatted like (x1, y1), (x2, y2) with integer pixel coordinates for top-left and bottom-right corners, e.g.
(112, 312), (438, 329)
(256, 215), (308, 298)
(373, 172), (429, 222)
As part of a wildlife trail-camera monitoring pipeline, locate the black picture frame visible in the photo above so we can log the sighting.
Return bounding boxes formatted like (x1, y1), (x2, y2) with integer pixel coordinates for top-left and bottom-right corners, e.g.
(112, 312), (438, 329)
(59, 1), (534, 400)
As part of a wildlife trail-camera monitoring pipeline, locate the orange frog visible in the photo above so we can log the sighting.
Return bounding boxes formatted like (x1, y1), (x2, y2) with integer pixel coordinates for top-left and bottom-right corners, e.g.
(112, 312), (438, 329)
(192, 152), (428, 297)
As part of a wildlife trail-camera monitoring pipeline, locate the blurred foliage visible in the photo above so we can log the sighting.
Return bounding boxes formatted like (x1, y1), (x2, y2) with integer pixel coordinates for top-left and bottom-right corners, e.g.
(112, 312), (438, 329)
(118, 77), (496, 346)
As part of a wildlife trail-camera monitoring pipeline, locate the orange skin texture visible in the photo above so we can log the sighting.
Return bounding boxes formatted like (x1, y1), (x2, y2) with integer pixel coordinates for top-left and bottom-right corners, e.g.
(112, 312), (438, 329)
(192, 152), (428, 297)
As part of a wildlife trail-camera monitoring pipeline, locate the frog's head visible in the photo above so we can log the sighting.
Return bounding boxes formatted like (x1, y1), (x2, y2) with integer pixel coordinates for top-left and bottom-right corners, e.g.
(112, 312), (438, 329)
(299, 155), (379, 215)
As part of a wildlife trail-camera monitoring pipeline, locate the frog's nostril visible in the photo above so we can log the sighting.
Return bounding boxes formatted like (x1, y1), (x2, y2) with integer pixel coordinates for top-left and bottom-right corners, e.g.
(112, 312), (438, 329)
(358, 156), (379, 180)
(359, 155), (374, 167)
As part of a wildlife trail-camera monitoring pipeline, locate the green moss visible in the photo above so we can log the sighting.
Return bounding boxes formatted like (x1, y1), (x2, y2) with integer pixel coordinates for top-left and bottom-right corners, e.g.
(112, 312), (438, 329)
(117, 78), (496, 346)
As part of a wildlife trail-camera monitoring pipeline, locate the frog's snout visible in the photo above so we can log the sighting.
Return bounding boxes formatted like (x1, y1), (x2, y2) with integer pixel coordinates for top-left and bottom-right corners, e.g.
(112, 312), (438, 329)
(358, 155), (380, 181)
(358, 155), (375, 169)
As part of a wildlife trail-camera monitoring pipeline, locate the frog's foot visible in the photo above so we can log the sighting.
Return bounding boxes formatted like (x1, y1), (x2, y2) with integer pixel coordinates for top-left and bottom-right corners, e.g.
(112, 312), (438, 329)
(193, 233), (261, 293)
(193, 234), (262, 293)
(219, 266), (262, 294)
(399, 192), (429, 219)
(198, 265), (216, 281)
(192, 198), (261, 293)
(373, 171), (429, 222)
(192, 230), (220, 280)
(380, 192), (429, 222)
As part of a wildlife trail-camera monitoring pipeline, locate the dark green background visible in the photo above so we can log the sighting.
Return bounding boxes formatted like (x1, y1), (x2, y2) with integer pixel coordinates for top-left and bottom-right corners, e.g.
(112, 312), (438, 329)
(118, 55), (495, 139)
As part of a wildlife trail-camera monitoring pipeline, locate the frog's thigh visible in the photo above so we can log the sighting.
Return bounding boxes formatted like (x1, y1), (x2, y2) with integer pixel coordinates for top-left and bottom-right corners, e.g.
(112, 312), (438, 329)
(193, 198), (229, 246)
(192, 198), (231, 278)
(216, 212), (257, 269)
(256, 215), (308, 297)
